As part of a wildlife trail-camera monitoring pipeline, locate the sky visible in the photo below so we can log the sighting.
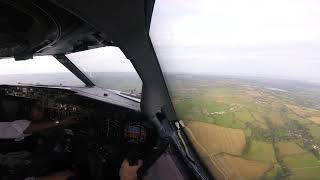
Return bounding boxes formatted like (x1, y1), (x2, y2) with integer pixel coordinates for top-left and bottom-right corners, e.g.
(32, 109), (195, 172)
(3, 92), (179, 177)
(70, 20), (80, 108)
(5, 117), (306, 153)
(0, 0), (319, 83)
(0, 47), (136, 74)
(150, 0), (320, 82)
(0, 56), (70, 74)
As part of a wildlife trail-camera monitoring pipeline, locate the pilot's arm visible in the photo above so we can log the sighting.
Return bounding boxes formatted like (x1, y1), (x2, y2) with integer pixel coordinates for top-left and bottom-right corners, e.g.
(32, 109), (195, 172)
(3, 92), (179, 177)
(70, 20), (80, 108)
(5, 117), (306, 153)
(0, 117), (79, 141)
(0, 120), (32, 141)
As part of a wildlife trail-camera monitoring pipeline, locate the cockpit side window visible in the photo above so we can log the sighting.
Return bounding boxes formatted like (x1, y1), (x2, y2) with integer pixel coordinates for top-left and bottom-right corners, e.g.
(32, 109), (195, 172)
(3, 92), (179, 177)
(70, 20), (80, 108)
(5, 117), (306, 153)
(150, 0), (320, 179)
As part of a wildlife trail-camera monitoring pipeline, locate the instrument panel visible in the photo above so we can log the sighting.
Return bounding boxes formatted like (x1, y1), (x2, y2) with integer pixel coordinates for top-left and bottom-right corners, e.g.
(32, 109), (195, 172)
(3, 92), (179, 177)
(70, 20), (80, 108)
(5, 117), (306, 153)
(1, 86), (86, 112)
(0, 85), (154, 145)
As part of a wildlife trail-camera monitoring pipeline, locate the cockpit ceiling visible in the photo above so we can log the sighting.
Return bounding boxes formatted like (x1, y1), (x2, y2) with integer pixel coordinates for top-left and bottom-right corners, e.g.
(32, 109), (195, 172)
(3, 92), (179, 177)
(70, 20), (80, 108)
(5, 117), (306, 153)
(0, 0), (113, 60)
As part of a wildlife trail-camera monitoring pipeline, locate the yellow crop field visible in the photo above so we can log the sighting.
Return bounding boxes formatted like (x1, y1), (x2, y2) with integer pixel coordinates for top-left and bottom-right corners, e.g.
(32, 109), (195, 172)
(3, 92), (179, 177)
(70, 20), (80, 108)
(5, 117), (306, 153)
(185, 121), (246, 155)
(209, 153), (272, 180)
(308, 116), (320, 124)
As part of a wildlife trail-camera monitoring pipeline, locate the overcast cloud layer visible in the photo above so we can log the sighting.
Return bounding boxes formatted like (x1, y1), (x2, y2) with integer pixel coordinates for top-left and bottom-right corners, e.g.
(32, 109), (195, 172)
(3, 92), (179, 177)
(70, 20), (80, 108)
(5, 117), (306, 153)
(150, 0), (320, 82)
(0, 0), (319, 83)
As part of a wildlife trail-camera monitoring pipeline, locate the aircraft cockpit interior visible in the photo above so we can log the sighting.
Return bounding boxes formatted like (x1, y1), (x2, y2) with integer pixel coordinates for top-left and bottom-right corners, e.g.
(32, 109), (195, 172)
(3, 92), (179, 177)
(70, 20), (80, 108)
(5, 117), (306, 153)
(1, 0), (319, 178)
(0, 85), (162, 179)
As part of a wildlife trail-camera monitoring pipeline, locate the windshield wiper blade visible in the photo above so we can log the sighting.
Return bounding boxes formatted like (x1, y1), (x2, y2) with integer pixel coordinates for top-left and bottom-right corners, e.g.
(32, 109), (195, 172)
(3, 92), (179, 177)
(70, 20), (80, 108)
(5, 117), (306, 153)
(174, 121), (195, 162)
(172, 121), (210, 180)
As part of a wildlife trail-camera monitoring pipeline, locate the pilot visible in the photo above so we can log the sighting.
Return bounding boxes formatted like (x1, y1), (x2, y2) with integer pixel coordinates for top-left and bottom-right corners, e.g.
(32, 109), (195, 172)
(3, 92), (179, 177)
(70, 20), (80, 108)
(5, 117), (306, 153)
(0, 106), (144, 180)
(0, 106), (79, 141)
(31, 159), (143, 180)
(0, 105), (79, 179)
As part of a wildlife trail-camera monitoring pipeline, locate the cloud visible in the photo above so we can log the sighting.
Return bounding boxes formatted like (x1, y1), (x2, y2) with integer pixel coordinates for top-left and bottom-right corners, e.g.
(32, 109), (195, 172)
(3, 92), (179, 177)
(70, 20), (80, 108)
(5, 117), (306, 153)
(150, 0), (320, 81)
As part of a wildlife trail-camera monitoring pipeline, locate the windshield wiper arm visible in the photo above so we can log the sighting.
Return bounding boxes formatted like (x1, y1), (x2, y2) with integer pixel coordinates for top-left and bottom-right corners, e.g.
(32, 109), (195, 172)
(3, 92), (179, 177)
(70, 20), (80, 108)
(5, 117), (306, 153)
(54, 54), (94, 87)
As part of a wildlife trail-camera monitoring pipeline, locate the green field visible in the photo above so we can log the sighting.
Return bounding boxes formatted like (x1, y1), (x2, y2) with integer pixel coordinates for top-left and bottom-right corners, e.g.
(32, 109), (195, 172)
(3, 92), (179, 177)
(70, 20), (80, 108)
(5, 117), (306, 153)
(283, 153), (320, 168)
(169, 75), (320, 180)
(244, 140), (277, 163)
(175, 96), (245, 129)
(261, 164), (283, 180)
(289, 167), (320, 180)
(308, 124), (320, 140)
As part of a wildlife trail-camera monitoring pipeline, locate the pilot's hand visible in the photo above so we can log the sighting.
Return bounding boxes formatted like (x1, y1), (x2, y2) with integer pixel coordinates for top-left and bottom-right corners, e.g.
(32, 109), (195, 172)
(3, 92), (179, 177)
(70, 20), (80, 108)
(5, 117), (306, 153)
(35, 170), (74, 180)
(119, 159), (143, 180)
(60, 116), (80, 127)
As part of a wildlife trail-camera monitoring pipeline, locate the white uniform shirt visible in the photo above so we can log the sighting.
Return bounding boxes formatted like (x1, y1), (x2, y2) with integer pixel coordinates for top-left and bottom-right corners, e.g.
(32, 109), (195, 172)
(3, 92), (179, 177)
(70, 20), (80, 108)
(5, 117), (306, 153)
(0, 120), (31, 141)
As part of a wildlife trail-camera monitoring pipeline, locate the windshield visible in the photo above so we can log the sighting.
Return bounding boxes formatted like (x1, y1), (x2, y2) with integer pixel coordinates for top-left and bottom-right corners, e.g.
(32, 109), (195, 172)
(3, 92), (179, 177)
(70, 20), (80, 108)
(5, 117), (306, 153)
(151, 0), (320, 179)
(67, 47), (142, 96)
(0, 56), (84, 87)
